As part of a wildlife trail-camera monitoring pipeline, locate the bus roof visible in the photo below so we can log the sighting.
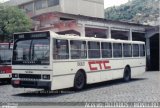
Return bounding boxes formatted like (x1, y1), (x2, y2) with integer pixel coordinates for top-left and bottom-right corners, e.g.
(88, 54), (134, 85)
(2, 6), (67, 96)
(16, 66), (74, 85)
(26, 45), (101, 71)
(50, 31), (145, 44)
(14, 30), (145, 44)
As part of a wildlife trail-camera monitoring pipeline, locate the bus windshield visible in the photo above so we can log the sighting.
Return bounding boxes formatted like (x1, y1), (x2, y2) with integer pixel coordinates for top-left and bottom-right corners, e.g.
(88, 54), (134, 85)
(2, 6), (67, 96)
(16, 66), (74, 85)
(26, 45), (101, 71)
(12, 38), (50, 65)
(0, 49), (12, 65)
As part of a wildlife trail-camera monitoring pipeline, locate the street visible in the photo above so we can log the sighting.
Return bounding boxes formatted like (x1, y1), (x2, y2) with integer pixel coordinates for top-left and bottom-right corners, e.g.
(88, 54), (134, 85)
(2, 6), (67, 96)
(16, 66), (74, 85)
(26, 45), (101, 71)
(0, 71), (159, 105)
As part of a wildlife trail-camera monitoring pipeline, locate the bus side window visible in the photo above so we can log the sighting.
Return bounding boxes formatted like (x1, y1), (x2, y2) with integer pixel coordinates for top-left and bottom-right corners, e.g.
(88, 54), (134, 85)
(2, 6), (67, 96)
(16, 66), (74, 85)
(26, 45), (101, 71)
(53, 39), (69, 59)
(123, 44), (132, 57)
(113, 43), (122, 58)
(140, 44), (145, 57)
(133, 44), (139, 57)
(88, 41), (100, 58)
(101, 42), (112, 58)
(70, 40), (87, 59)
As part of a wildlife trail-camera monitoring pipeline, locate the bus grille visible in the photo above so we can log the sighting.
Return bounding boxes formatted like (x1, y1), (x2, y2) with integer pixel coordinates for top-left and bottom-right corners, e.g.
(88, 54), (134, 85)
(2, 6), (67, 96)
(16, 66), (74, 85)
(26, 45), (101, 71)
(19, 74), (41, 80)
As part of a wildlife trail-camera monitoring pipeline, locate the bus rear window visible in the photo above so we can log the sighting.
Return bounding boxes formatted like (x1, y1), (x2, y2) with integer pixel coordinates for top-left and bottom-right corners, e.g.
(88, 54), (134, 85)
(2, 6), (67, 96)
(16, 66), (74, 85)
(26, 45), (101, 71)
(140, 44), (145, 57)
(133, 44), (139, 57)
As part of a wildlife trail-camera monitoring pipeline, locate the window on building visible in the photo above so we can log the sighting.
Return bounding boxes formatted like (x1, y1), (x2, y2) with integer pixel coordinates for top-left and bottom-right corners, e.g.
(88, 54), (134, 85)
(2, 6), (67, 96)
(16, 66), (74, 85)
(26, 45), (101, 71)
(113, 43), (122, 58)
(53, 39), (69, 59)
(23, 3), (33, 13)
(101, 42), (112, 58)
(123, 44), (132, 57)
(133, 44), (139, 57)
(70, 40), (87, 59)
(48, 0), (59, 7)
(140, 44), (145, 57)
(88, 41), (100, 58)
(35, 0), (47, 10)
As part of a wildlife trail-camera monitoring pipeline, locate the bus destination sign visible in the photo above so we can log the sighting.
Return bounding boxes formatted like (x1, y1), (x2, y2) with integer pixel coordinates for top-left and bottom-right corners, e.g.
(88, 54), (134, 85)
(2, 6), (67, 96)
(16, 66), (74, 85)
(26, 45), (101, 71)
(14, 31), (49, 41)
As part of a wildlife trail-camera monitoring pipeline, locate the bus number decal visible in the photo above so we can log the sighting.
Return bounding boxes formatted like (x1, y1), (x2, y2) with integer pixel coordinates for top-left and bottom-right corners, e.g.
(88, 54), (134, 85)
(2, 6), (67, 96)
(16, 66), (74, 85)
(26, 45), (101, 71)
(77, 61), (85, 66)
(88, 60), (111, 71)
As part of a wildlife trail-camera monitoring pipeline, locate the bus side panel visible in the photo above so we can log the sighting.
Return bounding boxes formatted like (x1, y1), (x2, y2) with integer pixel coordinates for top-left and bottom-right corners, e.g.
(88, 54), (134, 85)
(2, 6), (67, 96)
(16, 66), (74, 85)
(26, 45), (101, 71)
(52, 62), (75, 90)
(86, 72), (101, 84)
(51, 75), (75, 90)
(109, 59), (124, 80)
(52, 61), (101, 90)
(131, 66), (146, 78)
(129, 58), (146, 77)
(100, 70), (113, 82)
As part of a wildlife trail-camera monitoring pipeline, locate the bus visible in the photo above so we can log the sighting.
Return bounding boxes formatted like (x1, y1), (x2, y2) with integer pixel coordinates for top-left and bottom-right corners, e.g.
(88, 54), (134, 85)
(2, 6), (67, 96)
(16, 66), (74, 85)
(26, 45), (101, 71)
(0, 43), (13, 83)
(11, 31), (146, 90)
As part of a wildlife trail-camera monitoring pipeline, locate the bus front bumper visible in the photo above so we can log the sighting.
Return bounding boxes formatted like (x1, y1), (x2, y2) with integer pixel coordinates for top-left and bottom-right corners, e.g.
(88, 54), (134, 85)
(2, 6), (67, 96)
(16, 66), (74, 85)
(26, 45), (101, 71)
(11, 80), (51, 90)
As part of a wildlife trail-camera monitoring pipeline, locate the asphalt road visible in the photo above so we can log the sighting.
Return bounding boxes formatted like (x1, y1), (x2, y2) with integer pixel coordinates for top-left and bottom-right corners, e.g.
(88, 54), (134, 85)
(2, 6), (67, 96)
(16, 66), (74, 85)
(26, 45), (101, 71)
(0, 71), (159, 106)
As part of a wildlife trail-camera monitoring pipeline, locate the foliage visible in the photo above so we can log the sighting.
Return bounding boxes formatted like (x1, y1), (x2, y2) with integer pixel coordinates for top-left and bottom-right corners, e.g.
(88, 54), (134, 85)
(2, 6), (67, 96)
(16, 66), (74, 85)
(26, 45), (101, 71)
(0, 5), (32, 42)
(105, 0), (160, 24)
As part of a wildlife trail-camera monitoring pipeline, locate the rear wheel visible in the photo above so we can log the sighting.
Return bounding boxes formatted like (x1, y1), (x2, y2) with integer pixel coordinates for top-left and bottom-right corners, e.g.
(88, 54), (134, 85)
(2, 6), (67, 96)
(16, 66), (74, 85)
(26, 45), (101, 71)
(123, 67), (131, 82)
(74, 71), (86, 90)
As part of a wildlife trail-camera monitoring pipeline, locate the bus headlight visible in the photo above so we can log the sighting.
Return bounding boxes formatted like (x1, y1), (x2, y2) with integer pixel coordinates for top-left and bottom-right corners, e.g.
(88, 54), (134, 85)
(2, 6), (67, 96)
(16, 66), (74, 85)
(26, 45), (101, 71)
(42, 75), (50, 80)
(12, 74), (19, 78)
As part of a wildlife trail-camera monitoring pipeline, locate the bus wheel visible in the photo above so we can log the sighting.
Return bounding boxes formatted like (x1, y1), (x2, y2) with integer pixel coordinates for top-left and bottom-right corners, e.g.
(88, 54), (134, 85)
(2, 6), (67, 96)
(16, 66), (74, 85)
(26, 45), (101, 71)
(74, 71), (86, 90)
(123, 67), (131, 82)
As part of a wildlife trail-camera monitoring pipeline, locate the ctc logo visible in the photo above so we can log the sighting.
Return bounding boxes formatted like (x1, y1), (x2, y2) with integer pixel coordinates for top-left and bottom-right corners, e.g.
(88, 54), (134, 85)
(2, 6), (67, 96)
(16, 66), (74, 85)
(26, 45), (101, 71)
(88, 60), (111, 71)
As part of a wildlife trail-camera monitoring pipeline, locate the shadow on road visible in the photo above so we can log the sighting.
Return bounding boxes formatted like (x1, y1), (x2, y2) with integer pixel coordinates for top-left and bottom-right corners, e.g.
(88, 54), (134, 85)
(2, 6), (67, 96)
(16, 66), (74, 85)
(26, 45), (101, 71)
(13, 78), (147, 98)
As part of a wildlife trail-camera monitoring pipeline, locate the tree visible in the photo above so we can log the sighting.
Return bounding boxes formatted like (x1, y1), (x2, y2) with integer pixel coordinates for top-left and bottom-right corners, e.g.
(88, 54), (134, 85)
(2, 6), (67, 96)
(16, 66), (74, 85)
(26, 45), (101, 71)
(0, 5), (32, 42)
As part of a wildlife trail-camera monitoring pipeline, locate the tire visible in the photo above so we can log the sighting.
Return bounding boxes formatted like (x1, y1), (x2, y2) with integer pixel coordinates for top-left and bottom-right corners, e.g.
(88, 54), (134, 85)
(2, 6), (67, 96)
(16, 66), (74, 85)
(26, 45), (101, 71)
(123, 67), (131, 82)
(74, 71), (86, 90)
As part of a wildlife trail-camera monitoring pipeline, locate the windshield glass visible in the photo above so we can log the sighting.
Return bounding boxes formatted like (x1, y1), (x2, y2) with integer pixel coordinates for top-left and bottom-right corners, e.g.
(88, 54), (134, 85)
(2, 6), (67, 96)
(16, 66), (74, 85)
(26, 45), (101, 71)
(13, 38), (50, 65)
(0, 49), (12, 65)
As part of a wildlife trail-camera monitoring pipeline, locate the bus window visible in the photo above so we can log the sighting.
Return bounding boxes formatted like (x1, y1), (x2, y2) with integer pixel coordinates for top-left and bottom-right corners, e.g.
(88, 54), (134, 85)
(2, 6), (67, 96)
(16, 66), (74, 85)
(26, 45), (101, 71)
(101, 42), (112, 58)
(113, 43), (122, 58)
(140, 44), (145, 57)
(133, 44), (139, 57)
(123, 44), (132, 57)
(70, 40), (87, 59)
(13, 39), (50, 65)
(0, 49), (12, 65)
(0, 43), (13, 65)
(88, 41), (100, 58)
(53, 39), (69, 59)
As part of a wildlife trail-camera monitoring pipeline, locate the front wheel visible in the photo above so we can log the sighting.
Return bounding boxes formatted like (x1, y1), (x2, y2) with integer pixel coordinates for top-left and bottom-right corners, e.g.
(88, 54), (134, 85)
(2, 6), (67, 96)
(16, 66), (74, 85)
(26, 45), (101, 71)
(74, 71), (86, 90)
(123, 67), (131, 82)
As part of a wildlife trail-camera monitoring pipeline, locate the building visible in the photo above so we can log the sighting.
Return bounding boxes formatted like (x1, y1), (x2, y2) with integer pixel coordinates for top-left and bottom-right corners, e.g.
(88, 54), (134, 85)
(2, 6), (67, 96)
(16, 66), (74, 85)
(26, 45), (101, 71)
(4, 0), (160, 71)
(5, 0), (104, 18)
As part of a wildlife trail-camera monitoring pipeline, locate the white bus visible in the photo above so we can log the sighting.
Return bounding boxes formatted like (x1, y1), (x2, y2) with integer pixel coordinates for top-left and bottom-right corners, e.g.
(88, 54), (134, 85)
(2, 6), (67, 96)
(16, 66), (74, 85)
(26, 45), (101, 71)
(11, 31), (146, 90)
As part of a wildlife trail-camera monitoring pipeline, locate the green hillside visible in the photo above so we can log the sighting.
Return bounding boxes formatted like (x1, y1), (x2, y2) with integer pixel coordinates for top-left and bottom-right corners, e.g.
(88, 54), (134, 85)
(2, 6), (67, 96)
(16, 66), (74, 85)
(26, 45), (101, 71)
(105, 0), (160, 25)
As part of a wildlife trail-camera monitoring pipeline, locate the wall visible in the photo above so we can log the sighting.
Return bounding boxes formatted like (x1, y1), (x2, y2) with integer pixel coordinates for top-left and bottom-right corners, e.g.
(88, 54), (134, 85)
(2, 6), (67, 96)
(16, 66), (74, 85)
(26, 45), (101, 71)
(61, 0), (104, 18)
